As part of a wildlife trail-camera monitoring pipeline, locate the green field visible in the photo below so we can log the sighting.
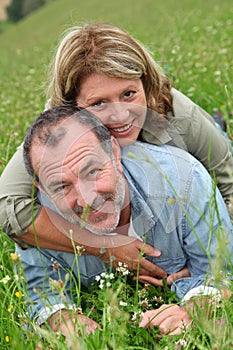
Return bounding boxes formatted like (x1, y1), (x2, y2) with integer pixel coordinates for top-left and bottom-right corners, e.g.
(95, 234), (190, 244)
(0, 0), (233, 348)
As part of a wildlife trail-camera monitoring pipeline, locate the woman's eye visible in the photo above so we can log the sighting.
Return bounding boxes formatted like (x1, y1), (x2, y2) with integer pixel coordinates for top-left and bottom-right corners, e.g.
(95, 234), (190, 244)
(91, 100), (105, 108)
(124, 90), (135, 99)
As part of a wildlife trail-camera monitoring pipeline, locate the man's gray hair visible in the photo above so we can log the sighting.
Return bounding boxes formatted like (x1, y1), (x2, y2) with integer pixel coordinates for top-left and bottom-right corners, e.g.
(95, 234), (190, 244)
(23, 105), (112, 178)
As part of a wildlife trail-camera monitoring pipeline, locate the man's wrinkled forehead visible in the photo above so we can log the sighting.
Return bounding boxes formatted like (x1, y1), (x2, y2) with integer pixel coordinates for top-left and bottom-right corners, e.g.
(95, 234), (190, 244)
(42, 118), (95, 153)
(32, 118), (101, 175)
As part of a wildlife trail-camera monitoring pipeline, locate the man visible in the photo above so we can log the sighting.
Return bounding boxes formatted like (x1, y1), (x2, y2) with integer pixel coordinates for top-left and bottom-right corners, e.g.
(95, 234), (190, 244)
(22, 106), (232, 339)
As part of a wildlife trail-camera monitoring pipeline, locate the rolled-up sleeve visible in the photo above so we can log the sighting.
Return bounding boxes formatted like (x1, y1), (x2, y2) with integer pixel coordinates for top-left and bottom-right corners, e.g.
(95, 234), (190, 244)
(0, 144), (41, 238)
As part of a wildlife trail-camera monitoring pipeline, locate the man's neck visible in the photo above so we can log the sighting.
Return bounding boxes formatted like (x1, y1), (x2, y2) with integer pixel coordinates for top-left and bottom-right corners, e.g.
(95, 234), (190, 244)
(115, 182), (131, 235)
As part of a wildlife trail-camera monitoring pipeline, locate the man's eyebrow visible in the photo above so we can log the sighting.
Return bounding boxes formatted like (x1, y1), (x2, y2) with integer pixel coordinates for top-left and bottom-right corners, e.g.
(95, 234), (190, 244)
(47, 180), (63, 191)
(79, 159), (96, 175)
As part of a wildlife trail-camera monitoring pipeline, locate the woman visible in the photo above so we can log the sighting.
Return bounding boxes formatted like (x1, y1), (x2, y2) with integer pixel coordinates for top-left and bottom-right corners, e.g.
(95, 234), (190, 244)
(0, 23), (232, 282)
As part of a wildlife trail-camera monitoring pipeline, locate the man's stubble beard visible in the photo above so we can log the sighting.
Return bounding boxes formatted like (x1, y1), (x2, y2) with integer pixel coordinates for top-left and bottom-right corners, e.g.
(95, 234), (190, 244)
(59, 172), (126, 236)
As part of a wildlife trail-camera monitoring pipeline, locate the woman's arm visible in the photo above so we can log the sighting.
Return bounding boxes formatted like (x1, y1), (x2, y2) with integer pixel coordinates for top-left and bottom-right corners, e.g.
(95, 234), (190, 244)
(0, 144), (41, 243)
(18, 207), (166, 277)
(0, 146), (166, 277)
(187, 104), (233, 202)
(171, 98), (233, 218)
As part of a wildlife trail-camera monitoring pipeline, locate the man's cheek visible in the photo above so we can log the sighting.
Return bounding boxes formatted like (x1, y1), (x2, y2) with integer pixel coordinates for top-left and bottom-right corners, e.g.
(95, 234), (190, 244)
(97, 174), (117, 190)
(55, 196), (74, 212)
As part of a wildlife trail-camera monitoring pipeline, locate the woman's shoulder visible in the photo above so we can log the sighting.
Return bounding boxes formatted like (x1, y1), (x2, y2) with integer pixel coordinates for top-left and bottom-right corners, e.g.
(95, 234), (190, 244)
(170, 88), (215, 127)
(171, 88), (196, 118)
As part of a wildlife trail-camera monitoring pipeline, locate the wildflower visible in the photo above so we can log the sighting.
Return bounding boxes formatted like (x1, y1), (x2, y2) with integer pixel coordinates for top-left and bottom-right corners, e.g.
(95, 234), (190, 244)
(14, 274), (20, 282)
(0, 275), (11, 284)
(7, 305), (13, 313)
(76, 245), (85, 256)
(131, 310), (144, 322)
(119, 301), (128, 307)
(99, 280), (104, 289)
(138, 288), (147, 299)
(52, 260), (60, 271)
(96, 271), (116, 289)
(138, 298), (151, 309)
(15, 291), (24, 298)
(5, 336), (10, 343)
(100, 247), (106, 255)
(109, 255), (116, 263)
(153, 295), (164, 304)
(49, 278), (64, 291)
(10, 252), (20, 261)
(116, 262), (130, 276)
(175, 338), (187, 349)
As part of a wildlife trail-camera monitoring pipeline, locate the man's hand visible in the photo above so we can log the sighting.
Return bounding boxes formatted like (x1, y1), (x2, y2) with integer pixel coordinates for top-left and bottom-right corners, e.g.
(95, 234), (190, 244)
(48, 309), (101, 337)
(139, 304), (191, 335)
(137, 266), (190, 287)
(99, 238), (167, 279)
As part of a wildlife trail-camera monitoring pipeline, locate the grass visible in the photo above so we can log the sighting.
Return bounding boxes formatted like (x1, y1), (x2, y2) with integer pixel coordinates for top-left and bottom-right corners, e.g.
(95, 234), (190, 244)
(0, 0), (233, 348)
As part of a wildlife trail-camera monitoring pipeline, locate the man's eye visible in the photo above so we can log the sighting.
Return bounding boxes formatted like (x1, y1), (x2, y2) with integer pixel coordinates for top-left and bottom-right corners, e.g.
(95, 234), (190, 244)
(88, 168), (100, 176)
(54, 184), (67, 193)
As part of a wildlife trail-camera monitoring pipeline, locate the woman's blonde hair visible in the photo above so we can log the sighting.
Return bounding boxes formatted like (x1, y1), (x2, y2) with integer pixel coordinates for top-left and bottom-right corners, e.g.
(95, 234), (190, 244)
(47, 23), (173, 118)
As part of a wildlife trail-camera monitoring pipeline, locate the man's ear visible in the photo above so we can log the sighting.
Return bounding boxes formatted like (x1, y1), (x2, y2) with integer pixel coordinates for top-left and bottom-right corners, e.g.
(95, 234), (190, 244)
(33, 179), (46, 195)
(110, 136), (123, 173)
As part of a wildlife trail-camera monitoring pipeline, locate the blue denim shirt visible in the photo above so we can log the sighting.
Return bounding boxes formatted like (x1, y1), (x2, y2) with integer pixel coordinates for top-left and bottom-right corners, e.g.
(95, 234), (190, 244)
(17, 141), (233, 324)
(121, 142), (233, 299)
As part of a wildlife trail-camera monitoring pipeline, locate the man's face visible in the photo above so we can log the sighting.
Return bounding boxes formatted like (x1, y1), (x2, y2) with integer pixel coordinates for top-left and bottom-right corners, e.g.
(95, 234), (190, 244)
(32, 119), (126, 234)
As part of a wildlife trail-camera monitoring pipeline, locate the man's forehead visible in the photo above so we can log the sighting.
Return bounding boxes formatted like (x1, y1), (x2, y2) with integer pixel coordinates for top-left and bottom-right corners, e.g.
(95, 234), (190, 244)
(32, 118), (103, 175)
(42, 119), (98, 151)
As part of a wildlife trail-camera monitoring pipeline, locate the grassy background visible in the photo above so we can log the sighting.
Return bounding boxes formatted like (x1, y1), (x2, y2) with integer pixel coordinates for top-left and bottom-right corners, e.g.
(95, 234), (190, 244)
(0, 0), (233, 348)
(1, 0), (233, 167)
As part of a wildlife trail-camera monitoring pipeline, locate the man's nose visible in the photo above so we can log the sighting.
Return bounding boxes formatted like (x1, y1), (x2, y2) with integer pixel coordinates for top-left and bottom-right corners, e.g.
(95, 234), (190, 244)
(73, 182), (97, 208)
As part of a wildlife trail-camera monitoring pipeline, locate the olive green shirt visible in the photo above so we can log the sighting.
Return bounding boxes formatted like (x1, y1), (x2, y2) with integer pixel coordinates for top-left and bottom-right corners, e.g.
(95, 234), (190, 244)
(0, 88), (232, 246)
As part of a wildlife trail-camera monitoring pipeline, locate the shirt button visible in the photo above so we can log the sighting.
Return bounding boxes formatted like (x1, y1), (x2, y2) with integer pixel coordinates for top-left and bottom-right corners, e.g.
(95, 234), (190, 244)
(6, 198), (12, 204)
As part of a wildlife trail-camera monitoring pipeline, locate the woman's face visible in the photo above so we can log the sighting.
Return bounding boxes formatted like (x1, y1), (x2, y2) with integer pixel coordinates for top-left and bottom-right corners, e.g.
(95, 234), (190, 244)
(76, 73), (147, 146)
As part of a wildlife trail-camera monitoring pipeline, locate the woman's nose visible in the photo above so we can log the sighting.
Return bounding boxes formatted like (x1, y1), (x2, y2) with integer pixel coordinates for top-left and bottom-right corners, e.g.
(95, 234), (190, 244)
(105, 102), (130, 124)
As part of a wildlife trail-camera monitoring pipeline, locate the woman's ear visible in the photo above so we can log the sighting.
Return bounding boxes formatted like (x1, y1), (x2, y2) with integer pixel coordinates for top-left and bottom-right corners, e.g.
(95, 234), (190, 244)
(110, 136), (123, 173)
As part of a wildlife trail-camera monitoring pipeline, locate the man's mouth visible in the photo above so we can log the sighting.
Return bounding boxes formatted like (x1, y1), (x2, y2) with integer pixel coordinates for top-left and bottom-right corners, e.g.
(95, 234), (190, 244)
(74, 195), (114, 218)
(88, 205), (103, 214)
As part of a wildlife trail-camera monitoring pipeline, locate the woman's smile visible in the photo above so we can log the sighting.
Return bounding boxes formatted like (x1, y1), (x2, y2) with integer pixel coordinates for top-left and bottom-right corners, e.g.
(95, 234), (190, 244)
(76, 73), (147, 145)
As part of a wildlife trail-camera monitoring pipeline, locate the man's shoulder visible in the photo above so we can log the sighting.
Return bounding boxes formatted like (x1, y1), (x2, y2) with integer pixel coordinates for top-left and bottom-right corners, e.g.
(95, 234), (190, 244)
(121, 141), (210, 184)
(121, 141), (195, 164)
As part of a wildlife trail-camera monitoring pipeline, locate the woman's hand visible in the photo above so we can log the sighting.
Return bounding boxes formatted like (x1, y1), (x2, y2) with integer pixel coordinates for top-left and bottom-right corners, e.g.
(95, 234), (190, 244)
(99, 238), (167, 279)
